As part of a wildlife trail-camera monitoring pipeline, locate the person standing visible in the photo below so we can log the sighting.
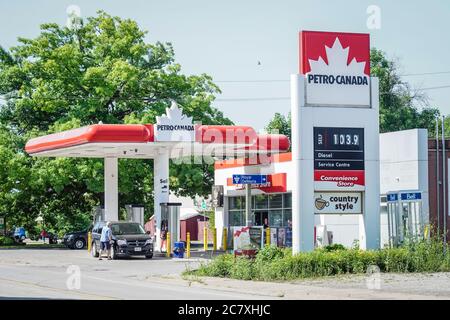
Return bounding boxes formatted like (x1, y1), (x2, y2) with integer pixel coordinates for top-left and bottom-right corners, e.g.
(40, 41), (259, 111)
(160, 220), (168, 252)
(40, 229), (48, 243)
(99, 221), (113, 260)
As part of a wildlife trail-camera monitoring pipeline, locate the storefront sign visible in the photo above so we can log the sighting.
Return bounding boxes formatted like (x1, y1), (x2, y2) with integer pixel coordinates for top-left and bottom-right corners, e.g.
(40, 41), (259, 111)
(300, 31), (371, 107)
(400, 192), (422, 201)
(314, 192), (362, 214)
(154, 101), (195, 142)
(314, 127), (365, 191)
(227, 173), (287, 193)
(285, 227), (292, 247)
(232, 226), (264, 252)
(387, 193), (398, 202)
(277, 228), (286, 247)
(232, 174), (267, 185)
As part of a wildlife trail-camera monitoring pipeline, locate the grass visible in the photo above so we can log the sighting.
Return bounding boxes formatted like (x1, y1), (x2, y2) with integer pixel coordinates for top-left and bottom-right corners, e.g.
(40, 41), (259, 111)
(185, 239), (450, 281)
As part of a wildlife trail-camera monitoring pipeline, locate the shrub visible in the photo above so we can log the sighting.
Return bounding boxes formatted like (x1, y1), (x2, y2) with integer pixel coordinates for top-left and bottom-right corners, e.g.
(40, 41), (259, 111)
(0, 236), (15, 246)
(322, 243), (347, 252)
(187, 238), (450, 281)
(255, 245), (288, 263)
(230, 256), (256, 280)
(194, 254), (234, 277)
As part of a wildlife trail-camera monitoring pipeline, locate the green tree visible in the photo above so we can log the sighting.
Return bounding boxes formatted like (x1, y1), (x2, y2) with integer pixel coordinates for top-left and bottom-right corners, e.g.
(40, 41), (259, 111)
(265, 112), (291, 138)
(370, 48), (440, 134)
(266, 49), (441, 140)
(0, 11), (231, 234)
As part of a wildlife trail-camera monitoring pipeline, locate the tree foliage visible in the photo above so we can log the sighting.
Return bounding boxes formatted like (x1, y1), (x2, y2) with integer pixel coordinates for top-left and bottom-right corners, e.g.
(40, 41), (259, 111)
(0, 11), (231, 234)
(370, 48), (439, 134)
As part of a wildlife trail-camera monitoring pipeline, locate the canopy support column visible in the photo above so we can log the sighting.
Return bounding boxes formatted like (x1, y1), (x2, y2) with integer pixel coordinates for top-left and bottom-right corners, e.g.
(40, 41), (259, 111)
(154, 148), (169, 252)
(291, 74), (314, 253)
(104, 157), (119, 221)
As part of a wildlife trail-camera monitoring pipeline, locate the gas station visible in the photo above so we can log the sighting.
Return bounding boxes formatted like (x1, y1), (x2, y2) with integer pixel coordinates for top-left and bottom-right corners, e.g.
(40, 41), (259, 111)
(24, 30), (430, 255)
(25, 101), (290, 252)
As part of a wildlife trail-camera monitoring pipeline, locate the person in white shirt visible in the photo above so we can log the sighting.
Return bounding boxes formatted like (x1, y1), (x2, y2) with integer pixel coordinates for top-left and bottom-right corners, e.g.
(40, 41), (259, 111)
(99, 221), (113, 260)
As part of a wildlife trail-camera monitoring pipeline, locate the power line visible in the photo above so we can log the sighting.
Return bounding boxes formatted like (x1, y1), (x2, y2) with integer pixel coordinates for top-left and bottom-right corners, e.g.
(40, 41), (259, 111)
(215, 79), (288, 83)
(214, 71), (450, 84)
(216, 97), (290, 102)
(216, 85), (450, 102)
(0, 84), (449, 104)
(419, 85), (450, 91)
(401, 71), (450, 77)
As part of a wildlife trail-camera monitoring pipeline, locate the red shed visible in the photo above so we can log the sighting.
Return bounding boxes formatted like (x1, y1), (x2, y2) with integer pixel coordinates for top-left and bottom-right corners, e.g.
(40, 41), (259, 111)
(180, 208), (208, 242)
(144, 208), (209, 242)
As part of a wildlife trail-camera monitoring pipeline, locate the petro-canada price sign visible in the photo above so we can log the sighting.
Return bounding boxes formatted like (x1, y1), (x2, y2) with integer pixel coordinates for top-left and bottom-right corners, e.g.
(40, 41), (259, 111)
(300, 31), (370, 107)
(313, 127), (365, 191)
(300, 31), (369, 191)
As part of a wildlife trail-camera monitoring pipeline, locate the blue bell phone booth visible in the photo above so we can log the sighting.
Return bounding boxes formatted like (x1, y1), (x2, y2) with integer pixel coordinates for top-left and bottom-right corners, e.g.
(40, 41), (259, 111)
(386, 191), (424, 247)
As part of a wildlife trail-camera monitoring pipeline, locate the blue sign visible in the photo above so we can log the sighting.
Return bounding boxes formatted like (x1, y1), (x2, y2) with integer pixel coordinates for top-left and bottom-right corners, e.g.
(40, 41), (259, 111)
(400, 192), (422, 201)
(232, 174), (268, 185)
(387, 194), (398, 202)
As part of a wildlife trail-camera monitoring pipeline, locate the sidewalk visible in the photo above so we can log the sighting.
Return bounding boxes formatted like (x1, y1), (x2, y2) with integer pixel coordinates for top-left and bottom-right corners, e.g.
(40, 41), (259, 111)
(148, 273), (450, 300)
(154, 249), (227, 259)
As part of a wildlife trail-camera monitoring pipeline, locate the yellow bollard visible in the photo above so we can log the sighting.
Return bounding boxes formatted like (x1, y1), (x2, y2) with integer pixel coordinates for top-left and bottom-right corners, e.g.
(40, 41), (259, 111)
(222, 228), (227, 251)
(203, 227), (208, 251)
(213, 228), (217, 251)
(87, 232), (92, 252)
(186, 232), (191, 259)
(424, 224), (430, 239)
(166, 232), (171, 258)
(266, 227), (271, 246)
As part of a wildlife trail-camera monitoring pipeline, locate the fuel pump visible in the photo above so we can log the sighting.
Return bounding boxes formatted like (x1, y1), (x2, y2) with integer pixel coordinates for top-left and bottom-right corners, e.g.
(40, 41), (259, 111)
(92, 206), (105, 223)
(125, 204), (145, 225)
(160, 202), (181, 254)
(386, 191), (424, 247)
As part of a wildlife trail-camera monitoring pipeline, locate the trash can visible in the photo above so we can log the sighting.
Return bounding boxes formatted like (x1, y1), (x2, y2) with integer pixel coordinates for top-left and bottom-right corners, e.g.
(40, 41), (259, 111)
(173, 241), (185, 258)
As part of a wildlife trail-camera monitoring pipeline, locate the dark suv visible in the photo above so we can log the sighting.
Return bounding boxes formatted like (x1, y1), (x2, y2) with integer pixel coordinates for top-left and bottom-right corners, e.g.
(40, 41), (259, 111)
(63, 225), (92, 249)
(90, 221), (153, 259)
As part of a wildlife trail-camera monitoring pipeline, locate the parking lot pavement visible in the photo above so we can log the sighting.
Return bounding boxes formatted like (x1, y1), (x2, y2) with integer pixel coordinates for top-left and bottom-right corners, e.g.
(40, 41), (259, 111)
(0, 248), (267, 300)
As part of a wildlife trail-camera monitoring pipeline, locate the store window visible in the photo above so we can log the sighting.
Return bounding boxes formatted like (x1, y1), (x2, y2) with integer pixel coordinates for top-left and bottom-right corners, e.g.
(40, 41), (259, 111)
(229, 211), (244, 226)
(284, 193), (292, 208)
(283, 209), (292, 227)
(254, 194), (268, 209)
(229, 196), (245, 210)
(269, 194), (283, 209)
(227, 193), (292, 228)
(269, 210), (283, 227)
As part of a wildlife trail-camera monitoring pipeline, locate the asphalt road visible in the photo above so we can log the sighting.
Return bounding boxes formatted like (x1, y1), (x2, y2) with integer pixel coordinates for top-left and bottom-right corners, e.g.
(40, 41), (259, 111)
(0, 248), (265, 300)
(2, 248), (450, 300)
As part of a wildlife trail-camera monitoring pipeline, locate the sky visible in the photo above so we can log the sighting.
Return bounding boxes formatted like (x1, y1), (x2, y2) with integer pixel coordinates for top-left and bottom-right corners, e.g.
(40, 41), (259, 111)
(1, 0), (449, 130)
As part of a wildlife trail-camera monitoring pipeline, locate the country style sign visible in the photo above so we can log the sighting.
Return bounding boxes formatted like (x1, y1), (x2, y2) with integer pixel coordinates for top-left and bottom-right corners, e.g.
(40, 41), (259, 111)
(314, 192), (362, 214)
(300, 31), (371, 107)
(154, 101), (196, 142)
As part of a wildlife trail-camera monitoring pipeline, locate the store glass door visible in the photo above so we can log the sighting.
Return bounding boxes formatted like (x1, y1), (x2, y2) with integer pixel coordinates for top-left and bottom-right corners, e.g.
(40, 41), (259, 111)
(254, 211), (268, 227)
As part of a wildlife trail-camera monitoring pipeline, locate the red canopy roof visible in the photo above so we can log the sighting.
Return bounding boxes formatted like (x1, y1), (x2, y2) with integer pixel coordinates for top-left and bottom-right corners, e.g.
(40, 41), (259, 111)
(25, 124), (290, 158)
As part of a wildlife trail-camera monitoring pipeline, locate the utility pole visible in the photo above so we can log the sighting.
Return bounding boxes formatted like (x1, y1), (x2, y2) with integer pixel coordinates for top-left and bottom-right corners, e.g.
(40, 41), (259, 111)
(442, 115), (447, 250)
(436, 116), (440, 235)
(245, 184), (252, 227)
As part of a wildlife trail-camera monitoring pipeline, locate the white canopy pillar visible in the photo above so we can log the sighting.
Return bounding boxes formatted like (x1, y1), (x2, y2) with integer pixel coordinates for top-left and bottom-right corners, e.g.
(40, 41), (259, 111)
(154, 148), (169, 251)
(359, 77), (381, 250)
(291, 74), (315, 254)
(104, 157), (119, 221)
